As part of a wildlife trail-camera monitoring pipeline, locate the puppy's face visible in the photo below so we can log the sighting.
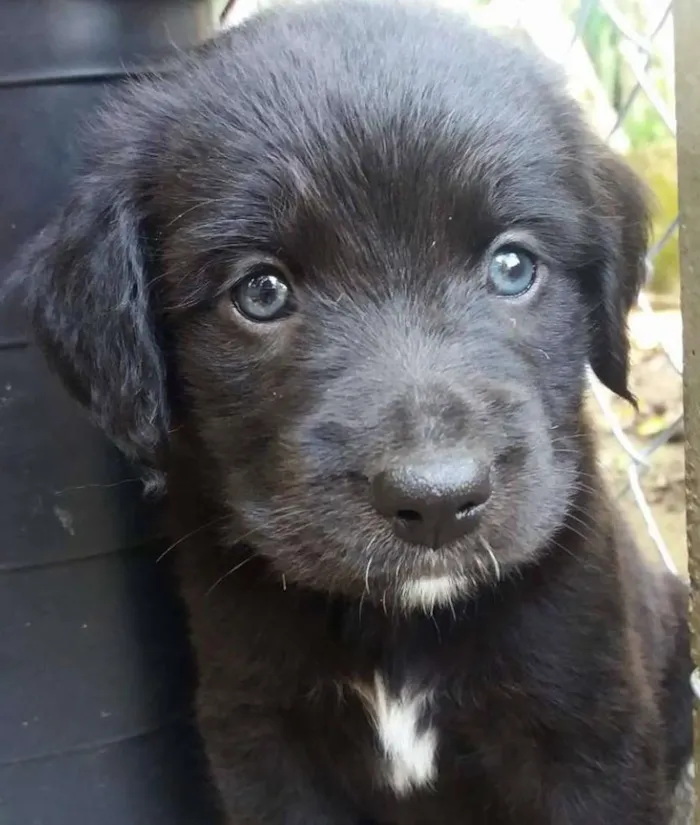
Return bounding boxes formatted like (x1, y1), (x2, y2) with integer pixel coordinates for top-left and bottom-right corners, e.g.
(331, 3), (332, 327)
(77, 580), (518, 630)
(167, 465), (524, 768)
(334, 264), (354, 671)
(170, 153), (589, 609)
(19, 1), (649, 610)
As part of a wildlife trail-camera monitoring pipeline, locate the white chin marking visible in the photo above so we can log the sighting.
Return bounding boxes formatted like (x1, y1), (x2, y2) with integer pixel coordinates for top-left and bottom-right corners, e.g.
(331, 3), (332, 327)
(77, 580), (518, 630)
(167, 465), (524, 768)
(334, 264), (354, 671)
(353, 673), (438, 796)
(399, 575), (469, 612)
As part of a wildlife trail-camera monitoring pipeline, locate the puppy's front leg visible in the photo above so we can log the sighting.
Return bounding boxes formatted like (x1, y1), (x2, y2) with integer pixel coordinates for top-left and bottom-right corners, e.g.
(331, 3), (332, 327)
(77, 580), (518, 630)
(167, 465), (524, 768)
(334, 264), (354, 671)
(199, 707), (361, 825)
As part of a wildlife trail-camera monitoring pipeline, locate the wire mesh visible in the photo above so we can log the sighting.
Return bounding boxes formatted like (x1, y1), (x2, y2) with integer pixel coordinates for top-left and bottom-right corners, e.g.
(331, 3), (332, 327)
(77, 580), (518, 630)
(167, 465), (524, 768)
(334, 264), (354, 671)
(568, 0), (682, 579)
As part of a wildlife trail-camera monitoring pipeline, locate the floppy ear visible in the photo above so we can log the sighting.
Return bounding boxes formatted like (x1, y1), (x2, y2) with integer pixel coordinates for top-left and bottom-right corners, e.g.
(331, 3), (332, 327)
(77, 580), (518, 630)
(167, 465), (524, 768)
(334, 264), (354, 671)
(18, 165), (169, 491)
(585, 144), (651, 404)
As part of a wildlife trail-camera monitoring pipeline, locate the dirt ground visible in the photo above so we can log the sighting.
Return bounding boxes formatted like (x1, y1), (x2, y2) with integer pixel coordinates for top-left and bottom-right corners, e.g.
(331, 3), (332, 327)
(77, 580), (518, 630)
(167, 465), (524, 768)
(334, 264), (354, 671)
(587, 303), (686, 576)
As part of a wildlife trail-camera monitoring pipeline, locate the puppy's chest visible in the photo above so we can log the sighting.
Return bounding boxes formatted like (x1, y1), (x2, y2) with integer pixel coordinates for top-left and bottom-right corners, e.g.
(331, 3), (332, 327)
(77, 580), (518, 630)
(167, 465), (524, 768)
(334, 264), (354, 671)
(316, 665), (514, 825)
(315, 612), (491, 801)
(348, 670), (443, 797)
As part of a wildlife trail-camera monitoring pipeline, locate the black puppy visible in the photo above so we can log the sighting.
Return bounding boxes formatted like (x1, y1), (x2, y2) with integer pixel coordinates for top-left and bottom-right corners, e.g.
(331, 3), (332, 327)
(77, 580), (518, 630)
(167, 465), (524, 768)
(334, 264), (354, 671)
(17, 1), (692, 822)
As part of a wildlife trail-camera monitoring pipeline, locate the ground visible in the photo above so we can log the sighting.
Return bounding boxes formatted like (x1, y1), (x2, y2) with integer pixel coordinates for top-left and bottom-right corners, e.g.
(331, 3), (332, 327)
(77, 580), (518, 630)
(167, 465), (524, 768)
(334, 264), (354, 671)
(588, 303), (686, 576)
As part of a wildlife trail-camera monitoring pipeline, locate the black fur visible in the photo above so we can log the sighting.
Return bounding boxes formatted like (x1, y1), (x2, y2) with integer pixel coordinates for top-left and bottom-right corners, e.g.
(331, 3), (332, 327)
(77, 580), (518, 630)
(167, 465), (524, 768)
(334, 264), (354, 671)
(16, 1), (692, 823)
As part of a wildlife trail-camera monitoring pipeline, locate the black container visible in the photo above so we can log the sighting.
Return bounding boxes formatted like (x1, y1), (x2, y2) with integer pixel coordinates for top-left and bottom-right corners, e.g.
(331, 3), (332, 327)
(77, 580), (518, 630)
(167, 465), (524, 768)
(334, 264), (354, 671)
(0, 2), (224, 823)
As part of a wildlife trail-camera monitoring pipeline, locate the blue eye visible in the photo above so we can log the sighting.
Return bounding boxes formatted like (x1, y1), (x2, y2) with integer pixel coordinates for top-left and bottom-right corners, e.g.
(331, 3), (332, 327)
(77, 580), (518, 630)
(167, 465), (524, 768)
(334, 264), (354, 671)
(488, 246), (538, 296)
(233, 266), (294, 322)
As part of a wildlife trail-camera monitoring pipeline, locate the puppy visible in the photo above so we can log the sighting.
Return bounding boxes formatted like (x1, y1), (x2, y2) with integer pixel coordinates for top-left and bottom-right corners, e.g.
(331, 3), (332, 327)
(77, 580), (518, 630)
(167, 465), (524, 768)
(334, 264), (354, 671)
(16, 1), (692, 822)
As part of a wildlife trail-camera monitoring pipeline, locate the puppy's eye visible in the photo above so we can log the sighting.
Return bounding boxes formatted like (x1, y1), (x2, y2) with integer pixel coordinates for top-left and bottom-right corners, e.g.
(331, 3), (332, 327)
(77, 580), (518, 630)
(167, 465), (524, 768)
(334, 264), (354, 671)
(232, 266), (294, 322)
(488, 246), (537, 297)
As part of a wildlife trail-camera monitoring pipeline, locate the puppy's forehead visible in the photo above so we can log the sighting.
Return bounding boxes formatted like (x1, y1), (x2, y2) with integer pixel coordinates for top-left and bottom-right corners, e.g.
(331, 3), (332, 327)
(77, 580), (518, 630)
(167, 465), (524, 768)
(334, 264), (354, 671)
(179, 117), (583, 281)
(161, 2), (590, 270)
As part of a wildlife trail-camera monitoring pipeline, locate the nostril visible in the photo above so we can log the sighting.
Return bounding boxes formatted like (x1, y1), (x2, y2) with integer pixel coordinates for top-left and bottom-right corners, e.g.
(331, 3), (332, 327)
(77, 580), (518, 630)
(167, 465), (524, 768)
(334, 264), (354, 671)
(456, 502), (478, 518)
(396, 509), (423, 523)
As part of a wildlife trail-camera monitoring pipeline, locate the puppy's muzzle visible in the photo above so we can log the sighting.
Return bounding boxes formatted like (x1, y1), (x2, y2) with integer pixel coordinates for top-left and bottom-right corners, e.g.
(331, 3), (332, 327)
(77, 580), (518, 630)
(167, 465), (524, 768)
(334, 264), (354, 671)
(370, 451), (492, 548)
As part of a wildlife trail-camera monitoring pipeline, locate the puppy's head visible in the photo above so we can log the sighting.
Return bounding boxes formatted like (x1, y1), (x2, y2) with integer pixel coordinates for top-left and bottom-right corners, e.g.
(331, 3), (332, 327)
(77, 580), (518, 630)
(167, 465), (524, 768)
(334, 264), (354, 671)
(19, 0), (649, 610)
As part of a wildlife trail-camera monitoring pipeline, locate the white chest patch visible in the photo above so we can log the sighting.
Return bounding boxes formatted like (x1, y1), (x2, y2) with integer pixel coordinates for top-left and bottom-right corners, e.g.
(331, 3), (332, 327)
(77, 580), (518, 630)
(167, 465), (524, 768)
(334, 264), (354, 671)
(353, 673), (438, 796)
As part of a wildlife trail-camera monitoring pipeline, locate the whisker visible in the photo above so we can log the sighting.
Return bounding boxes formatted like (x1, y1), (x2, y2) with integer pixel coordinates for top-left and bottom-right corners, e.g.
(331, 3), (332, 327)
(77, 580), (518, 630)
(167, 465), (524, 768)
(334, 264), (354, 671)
(358, 553), (374, 622)
(164, 196), (234, 229)
(431, 614), (443, 642)
(394, 555), (405, 600)
(481, 537), (501, 581)
(564, 512), (597, 542)
(225, 523), (271, 547)
(569, 480), (599, 496)
(156, 514), (228, 563)
(364, 556), (373, 596)
(563, 526), (595, 546)
(473, 552), (488, 583)
(55, 477), (140, 494)
(547, 535), (579, 560)
(206, 554), (255, 596)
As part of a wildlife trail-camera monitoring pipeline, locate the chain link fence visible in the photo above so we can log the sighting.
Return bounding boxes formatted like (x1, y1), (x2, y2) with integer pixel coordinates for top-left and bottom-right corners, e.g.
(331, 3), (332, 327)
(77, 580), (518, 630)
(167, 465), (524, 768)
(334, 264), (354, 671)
(568, 0), (683, 581)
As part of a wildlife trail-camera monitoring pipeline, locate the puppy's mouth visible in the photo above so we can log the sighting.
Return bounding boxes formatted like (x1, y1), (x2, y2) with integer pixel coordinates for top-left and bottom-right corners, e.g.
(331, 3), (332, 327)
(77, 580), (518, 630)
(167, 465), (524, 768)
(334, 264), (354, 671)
(356, 527), (502, 613)
(229, 452), (508, 609)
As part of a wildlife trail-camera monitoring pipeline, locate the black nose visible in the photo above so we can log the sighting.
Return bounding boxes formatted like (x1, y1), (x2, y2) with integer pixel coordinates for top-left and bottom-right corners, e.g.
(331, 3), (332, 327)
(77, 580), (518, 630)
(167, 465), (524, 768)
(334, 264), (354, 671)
(370, 455), (491, 548)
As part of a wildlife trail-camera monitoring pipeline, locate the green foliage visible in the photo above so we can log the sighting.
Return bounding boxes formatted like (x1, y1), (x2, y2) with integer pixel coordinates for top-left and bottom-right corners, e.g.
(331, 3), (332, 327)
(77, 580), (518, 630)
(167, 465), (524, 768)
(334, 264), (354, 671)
(626, 140), (679, 294)
(581, 6), (622, 107)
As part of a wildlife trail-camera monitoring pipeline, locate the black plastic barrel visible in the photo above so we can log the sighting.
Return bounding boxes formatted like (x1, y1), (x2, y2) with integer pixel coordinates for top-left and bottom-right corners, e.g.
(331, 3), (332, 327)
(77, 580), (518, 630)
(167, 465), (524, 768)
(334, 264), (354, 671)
(0, 3), (224, 823)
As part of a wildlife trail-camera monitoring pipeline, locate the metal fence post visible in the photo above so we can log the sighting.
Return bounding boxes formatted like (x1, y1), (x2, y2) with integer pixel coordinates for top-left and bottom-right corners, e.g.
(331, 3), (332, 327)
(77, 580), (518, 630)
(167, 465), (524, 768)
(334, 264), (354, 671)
(674, 0), (700, 817)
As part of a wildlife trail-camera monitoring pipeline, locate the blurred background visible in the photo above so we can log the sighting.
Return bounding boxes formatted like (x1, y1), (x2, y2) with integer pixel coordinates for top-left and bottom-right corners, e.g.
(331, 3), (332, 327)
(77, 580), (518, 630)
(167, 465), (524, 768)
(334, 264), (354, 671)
(222, 0), (685, 578)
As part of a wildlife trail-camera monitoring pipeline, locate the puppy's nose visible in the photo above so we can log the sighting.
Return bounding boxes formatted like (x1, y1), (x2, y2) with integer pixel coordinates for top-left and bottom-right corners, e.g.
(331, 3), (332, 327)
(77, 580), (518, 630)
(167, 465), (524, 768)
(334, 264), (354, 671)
(370, 455), (491, 548)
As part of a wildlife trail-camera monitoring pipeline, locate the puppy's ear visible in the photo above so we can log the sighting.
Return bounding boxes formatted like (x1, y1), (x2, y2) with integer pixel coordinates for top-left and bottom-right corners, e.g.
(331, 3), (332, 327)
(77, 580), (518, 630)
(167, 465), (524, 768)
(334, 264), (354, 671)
(585, 144), (651, 404)
(19, 164), (169, 490)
